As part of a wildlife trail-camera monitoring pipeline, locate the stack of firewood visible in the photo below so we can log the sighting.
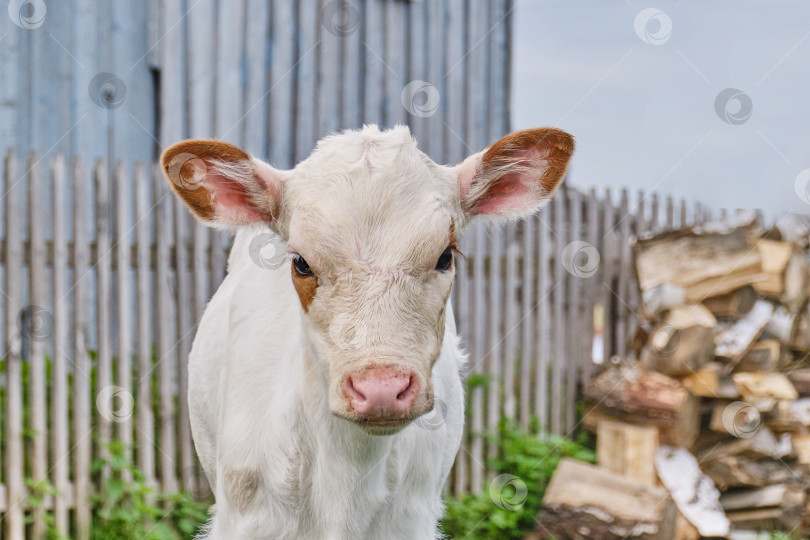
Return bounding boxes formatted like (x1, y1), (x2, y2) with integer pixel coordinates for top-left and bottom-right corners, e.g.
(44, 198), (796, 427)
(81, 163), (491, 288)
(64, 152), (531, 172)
(536, 211), (810, 539)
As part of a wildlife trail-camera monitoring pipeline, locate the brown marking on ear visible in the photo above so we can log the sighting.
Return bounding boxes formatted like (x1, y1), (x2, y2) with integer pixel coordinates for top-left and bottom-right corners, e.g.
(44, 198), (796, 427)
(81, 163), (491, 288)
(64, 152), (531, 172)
(291, 264), (318, 312)
(481, 127), (575, 194)
(160, 139), (252, 222)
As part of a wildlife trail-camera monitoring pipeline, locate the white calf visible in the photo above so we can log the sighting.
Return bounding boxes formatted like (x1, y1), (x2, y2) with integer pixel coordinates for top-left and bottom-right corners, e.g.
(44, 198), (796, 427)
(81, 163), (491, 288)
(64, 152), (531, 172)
(161, 125), (573, 539)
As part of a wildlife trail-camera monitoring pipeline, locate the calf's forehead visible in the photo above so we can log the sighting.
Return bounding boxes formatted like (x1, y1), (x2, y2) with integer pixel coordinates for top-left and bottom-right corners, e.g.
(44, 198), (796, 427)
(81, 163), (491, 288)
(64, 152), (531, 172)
(282, 127), (459, 269)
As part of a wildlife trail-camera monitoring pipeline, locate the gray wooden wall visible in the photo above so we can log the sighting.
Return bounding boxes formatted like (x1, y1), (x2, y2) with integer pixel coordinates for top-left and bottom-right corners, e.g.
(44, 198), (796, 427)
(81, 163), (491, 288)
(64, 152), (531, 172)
(0, 0), (512, 171)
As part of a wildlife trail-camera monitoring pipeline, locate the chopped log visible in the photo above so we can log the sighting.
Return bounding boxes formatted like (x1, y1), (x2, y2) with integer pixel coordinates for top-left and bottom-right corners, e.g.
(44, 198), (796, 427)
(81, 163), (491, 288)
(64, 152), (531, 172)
(639, 305), (716, 376)
(537, 458), (678, 540)
(584, 361), (700, 447)
(763, 305), (796, 343)
(720, 484), (806, 513)
(732, 372), (798, 401)
(655, 445), (730, 538)
(700, 425), (793, 462)
(726, 505), (805, 532)
(702, 454), (799, 489)
(709, 400), (768, 435)
(735, 340), (782, 372)
(754, 240), (808, 311)
(715, 301), (774, 361)
(787, 368), (810, 396)
(678, 365), (719, 397)
(766, 212), (810, 247)
(791, 303), (810, 350)
(634, 211), (765, 317)
(597, 419), (658, 487)
(771, 399), (810, 432)
(703, 285), (757, 320)
(793, 433), (810, 464)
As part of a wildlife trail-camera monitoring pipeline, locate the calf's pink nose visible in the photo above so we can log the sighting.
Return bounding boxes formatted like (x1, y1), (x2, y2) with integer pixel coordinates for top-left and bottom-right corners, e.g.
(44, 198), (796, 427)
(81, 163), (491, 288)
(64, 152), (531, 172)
(343, 369), (418, 417)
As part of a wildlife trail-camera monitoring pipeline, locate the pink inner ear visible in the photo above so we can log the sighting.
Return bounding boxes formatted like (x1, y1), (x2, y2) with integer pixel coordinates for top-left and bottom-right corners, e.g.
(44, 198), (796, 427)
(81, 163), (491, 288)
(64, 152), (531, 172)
(470, 171), (533, 215)
(207, 174), (267, 223)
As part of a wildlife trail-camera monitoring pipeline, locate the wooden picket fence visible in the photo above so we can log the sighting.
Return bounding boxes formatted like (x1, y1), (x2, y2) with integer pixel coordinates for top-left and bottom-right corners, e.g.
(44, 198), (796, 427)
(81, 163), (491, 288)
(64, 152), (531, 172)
(0, 150), (712, 538)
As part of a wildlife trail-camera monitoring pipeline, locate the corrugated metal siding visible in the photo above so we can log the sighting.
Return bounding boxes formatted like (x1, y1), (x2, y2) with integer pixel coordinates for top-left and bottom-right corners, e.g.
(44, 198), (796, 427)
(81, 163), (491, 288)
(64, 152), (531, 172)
(0, 0), (512, 169)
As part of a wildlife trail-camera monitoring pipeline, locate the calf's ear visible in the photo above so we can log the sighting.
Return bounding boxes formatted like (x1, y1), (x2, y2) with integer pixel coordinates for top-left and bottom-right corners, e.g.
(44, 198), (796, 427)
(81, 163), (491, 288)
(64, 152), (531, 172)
(455, 127), (574, 220)
(160, 140), (285, 228)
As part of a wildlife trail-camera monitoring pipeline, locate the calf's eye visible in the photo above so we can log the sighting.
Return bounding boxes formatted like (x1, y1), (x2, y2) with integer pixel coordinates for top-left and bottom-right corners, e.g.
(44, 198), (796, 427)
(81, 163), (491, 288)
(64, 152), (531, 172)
(435, 248), (454, 272)
(293, 255), (313, 277)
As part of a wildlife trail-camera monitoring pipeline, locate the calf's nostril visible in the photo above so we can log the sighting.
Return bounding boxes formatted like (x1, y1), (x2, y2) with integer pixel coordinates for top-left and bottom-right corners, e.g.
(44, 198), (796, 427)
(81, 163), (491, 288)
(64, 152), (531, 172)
(396, 376), (414, 401)
(344, 376), (367, 403)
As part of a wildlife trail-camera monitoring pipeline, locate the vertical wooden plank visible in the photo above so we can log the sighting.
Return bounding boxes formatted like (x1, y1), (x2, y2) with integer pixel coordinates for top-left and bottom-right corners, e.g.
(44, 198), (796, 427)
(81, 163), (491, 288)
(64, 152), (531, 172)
(242, 0), (270, 157)
(565, 189), (582, 432)
(601, 189), (615, 367)
(4, 150), (25, 540)
(295, 0), (319, 159)
(135, 163), (155, 485)
(635, 190), (646, 233)
(615, 189), (631, 358)
(269, 0), (296, 167)
(154, 166), (177, 494)
(503, 223), (519, 420)
(214, 0), (245, 146)
(363, 0), (385, 125)
(469, 223), (486, 494)
(488, 0), (510, 140)
(94, 160), (113, 476)
(174, 196), (195, 492)
(452, 226), (472, 496)
(115, 162), (133, 478)
(519, 216), (535, 430)
(649, 192), (660, 233)
(535, 209), (551, 437)
(339, 0), (362, 130)
(486, 226), (503, 461)
(384, 0), (406, 127)
(679, 198), (688, 228)
(187, 0), (216, 140)
(318, 0), (343, 138)
(406, 0), (428, 144)
(665, 195), (675, 229)
(550, 190), (565, 436)
(446, 0), (468, 163)
(72, 157), (91, 539)
(582, 189), (600, 384)
(51, 155), (70, 534)
(425, 0), (445, 162)
(27, 154), (48, 538)
(192, 216), (211, 496)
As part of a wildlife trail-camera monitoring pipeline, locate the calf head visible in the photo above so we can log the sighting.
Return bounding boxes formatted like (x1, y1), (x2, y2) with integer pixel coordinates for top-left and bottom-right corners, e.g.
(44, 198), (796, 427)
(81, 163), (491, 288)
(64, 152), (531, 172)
(162, 126), (573, 434)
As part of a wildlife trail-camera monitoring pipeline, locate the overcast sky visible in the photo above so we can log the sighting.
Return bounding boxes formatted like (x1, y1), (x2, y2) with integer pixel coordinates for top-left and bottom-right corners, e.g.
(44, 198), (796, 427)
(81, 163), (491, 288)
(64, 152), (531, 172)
(512, 1), (810, 216)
